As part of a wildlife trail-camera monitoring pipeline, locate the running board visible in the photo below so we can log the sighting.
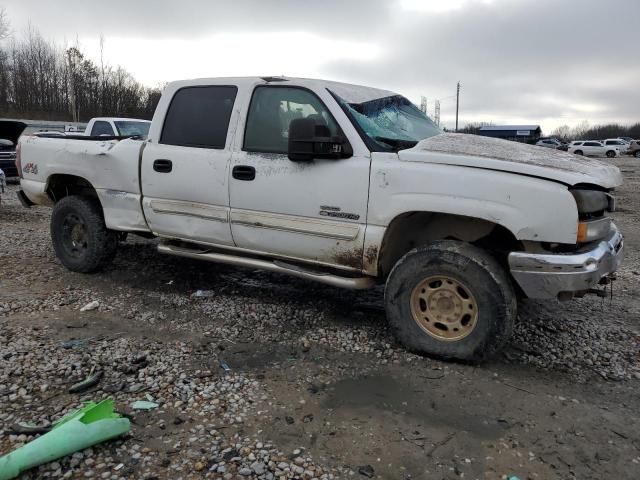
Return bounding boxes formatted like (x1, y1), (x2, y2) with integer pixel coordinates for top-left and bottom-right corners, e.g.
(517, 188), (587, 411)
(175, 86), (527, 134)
(157, 242), (376, 290)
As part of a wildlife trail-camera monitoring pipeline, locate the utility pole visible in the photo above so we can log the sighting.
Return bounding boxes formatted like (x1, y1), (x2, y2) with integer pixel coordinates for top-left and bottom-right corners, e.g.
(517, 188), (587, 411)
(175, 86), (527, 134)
(420, 96), (427, 114)
(434, 100), (441, 127)
(455, 81), (461, 132)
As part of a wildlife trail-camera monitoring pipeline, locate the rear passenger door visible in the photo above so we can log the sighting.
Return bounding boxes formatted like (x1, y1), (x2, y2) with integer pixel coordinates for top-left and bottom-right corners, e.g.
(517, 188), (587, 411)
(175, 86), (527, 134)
(141, 85), (238, 246)
(583, 142), (602, 156)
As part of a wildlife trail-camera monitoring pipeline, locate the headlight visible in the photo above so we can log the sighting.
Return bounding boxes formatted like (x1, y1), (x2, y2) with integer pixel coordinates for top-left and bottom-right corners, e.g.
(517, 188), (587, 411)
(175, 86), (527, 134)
(570, 189), (608, 217)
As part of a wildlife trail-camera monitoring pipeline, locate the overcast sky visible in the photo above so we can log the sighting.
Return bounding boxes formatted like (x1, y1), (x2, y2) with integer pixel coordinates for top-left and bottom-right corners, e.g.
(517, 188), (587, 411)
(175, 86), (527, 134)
(3, 0), (638, 132)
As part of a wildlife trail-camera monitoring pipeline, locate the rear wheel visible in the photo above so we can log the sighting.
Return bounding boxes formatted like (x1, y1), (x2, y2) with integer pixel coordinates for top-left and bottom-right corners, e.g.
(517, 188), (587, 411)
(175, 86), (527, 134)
(606, 150), (616, 158)
(385, 241), (516, 362)
(51, 195), (118, 273)
(634, 151), (640, 158)
(574, 150), (583, 155)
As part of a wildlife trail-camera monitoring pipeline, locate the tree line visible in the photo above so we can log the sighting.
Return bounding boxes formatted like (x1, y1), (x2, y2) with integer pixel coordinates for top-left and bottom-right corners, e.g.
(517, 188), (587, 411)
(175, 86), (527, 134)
(550, 122), (640, 142)
(458, 121), (640, 141)
(0, 16), (161, 122)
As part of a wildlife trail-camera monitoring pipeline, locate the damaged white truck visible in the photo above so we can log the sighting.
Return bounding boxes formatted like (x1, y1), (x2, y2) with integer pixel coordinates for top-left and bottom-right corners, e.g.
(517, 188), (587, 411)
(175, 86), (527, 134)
(16, 77), (624, 361)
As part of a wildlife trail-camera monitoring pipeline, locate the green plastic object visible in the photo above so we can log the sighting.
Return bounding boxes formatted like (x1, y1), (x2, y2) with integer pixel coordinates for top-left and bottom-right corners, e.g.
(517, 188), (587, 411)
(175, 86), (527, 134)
(0, 399), (130, 480)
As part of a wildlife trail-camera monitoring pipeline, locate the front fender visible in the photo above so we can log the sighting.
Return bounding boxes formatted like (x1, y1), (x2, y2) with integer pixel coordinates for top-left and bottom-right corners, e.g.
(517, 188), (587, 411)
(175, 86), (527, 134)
(369, 158), (578, 244)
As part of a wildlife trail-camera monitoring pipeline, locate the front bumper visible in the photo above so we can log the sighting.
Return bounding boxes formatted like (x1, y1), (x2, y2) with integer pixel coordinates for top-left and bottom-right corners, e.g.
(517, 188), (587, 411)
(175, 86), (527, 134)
(508, 224), (624, 299)
(0, 157), (18, 177)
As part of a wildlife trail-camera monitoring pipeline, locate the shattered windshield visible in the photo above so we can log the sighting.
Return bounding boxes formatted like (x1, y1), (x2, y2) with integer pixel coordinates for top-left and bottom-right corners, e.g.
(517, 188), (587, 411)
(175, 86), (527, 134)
(114, 121), (151, 138)
(334, 93), (442, 152)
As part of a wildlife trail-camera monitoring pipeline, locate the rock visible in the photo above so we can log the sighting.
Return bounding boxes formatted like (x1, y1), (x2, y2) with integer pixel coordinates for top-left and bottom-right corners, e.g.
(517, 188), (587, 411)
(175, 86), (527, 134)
(358, 465), (375, 478)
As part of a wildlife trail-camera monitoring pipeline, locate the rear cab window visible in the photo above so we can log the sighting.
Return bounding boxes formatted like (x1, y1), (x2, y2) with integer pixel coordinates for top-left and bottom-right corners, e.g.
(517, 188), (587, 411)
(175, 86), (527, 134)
(161, 85), (238, 149)
(91, 121), (115, 136)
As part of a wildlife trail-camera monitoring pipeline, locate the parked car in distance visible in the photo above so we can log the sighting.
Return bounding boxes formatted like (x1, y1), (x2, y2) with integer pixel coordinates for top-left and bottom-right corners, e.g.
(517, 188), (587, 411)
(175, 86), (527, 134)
(17, 76), (624, 362)
(536, 138), (563, 149)
(618, 136), (634, 143)
(0, 120), (27, 178)
(604, 138), (629, 153)
(569, 140), (619, 158)
(628, 140), (640, 158)
(84, 117), (151, 138)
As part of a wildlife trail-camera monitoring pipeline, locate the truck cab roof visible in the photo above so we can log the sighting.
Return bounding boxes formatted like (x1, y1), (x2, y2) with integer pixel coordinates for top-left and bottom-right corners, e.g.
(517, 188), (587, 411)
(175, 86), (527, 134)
(165, 76), (397, 104)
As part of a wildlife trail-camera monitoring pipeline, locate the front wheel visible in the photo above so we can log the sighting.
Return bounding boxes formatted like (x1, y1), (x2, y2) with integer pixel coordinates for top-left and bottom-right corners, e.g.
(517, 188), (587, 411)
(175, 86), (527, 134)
(385, 241), (516, 362)
(574, 150), (583, 155)
(606, 150), (616, 158)
(51, 195), (118, 273)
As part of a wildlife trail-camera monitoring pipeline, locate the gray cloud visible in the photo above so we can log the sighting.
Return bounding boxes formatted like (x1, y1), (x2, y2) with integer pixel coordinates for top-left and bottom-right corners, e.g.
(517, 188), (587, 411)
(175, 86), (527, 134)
(322, 0), (639, 129)
(3, 0), (638, 131)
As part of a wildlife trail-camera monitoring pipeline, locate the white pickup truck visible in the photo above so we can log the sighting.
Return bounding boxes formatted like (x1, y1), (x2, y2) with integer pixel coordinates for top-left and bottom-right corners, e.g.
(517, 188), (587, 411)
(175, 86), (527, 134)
(83, 117), (151, 137)
(16, 76), (624, 361)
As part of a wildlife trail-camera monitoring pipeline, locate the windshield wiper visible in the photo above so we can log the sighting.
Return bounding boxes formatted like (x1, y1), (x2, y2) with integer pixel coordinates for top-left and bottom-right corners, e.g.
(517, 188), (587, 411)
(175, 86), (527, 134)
(374, 136), (418, 152)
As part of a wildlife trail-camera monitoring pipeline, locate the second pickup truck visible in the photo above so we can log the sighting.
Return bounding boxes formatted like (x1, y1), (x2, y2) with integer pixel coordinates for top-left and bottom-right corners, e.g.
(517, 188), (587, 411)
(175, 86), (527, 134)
(17, 76), (624, 361)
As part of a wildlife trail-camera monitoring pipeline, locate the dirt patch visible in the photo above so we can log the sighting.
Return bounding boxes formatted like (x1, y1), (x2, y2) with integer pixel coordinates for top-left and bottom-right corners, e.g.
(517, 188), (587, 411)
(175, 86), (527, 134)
(1, 156), (640, 480)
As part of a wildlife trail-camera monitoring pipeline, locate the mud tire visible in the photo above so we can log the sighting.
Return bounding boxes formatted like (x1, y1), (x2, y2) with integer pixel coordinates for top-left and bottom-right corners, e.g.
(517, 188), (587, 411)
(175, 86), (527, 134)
(51, 195), (117, 273)
(385, 241), (516, 362)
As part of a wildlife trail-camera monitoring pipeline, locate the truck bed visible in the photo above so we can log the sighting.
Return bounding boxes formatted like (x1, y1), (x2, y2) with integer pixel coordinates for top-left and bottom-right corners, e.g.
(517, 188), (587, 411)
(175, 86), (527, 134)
(19, 135), (149, 232)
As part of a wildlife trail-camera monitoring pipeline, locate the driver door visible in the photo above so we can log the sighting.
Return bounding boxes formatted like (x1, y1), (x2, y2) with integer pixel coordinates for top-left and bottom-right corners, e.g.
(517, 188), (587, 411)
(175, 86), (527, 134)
(229, 85), (371, 271)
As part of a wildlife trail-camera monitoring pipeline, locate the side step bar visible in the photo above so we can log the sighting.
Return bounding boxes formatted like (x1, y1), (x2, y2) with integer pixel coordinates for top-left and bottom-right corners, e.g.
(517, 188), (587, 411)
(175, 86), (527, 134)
(158, 242), (376, 290)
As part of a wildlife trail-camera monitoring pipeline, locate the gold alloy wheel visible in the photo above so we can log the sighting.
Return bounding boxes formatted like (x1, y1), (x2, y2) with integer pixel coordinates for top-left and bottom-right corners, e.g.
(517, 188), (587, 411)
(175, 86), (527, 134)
(410, 275), (478, 341)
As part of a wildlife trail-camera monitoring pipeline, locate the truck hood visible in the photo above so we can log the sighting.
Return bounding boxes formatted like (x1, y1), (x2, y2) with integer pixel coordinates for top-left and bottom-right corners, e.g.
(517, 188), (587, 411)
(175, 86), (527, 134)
(0, 120), (28, 146)
(400, 133), (622, 188)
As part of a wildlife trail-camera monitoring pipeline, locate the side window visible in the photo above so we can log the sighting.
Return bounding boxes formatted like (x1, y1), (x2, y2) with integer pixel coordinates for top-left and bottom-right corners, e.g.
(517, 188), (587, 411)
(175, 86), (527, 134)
(91, 121), (115, 136)
(161, 85), (238, 149)
(244, 86), (339, 153)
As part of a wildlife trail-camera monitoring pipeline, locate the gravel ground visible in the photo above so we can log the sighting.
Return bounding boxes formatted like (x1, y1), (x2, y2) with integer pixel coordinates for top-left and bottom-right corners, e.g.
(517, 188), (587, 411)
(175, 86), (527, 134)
(1, 156), (639, 480)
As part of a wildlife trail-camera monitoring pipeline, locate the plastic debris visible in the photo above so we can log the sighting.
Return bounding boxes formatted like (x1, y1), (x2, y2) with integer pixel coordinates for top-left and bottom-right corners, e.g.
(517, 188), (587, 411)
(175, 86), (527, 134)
(220, 361), (231, 372)
(80, 300), (100, 312)
(0, 399), (130, 480)
(192, 289), (214, 298)
(358, 464), (375, 478)
(131, 400), (159, 410)
(69, 370), (103, 394)
(61, 337), (94, 349)
(4, 423), (51, 435)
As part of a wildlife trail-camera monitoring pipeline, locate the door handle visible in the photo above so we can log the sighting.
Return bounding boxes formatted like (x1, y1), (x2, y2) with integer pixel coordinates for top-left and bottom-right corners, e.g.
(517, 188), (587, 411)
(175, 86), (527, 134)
(153, 159), (173, 173)
(232, 165), (256, 181)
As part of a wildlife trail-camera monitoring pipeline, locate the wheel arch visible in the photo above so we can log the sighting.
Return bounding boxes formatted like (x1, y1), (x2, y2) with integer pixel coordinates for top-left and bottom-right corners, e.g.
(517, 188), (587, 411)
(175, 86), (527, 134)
(46, 174), (101, 205)
(376, 211), (522, 279)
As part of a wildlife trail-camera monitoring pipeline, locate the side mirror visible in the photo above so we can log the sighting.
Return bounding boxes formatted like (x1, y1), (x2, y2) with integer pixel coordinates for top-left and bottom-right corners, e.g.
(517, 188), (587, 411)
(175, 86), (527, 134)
(288, 117), (353, 162)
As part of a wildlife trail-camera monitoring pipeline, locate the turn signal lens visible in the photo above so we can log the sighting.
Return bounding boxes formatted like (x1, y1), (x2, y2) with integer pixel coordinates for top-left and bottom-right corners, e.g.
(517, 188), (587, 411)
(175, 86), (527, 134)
(577, 222), (588, 243)
(577, 218), (612, 243)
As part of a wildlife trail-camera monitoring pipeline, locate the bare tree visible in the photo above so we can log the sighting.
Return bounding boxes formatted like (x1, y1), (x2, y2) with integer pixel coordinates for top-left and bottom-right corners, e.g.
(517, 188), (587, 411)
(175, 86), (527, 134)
(0, 7), (10, 40)
(551, 125), (571, 142)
